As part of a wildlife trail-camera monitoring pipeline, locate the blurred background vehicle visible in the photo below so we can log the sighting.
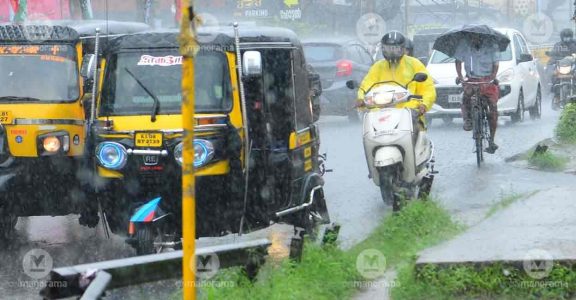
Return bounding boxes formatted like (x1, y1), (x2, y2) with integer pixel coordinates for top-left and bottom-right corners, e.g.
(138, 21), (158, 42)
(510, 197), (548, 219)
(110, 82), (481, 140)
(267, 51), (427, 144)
(426, 27), (542, 125)
(303, 39), (374, 121)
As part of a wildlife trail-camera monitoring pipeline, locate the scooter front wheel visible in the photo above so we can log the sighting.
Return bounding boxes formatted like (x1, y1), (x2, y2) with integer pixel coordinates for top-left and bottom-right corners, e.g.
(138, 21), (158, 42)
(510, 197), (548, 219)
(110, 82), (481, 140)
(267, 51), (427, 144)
(378, 166), (401, 212)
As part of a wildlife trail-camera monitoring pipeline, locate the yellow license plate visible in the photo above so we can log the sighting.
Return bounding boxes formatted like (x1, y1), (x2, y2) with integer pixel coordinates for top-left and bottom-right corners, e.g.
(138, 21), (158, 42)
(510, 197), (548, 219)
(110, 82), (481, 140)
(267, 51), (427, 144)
(135, 132), (163, 147)
(0, 111), (13, 124)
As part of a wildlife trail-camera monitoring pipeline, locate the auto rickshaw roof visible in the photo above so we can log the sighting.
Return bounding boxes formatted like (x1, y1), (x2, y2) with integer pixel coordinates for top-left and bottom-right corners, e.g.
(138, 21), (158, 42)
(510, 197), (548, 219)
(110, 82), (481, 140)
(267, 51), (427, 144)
(102, 25), (300, 54)
(0, 20), (149, 45)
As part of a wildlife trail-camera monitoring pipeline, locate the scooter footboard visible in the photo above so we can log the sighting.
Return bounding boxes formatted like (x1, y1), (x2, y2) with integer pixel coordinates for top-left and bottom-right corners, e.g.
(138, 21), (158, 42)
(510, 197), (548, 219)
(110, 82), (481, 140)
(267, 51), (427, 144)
(374, 147), (403, 167)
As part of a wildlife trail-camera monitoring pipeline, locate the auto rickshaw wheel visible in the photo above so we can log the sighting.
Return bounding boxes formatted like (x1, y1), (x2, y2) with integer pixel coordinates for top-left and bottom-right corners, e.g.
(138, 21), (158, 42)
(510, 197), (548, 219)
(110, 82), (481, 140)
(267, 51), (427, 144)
(134, 225), (159, 255)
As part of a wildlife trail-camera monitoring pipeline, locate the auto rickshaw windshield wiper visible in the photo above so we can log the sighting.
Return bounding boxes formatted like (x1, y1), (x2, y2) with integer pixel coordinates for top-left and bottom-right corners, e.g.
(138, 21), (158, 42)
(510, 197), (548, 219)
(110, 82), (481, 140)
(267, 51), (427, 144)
(0, 96), (42, 102)
(124, 67), (161, 122)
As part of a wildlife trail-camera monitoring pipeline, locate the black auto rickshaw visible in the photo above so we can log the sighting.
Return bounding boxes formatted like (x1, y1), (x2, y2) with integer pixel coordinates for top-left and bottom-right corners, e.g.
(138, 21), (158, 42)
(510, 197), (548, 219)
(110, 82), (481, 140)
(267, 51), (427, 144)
(85, 25), (330, 254)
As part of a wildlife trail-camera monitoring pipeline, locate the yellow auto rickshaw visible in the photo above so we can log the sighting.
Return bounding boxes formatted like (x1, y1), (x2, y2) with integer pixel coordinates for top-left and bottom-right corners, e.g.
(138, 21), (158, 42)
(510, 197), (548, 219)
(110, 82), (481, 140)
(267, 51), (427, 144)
(87, 25), (330, 254)
(0, 21), (148, 239)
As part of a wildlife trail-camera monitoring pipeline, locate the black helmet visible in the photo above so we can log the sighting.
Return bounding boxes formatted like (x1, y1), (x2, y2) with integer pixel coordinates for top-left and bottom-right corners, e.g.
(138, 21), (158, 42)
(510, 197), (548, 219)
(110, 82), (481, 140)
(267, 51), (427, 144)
(561, 28), (574, 42)
(381, 31), (406, 64)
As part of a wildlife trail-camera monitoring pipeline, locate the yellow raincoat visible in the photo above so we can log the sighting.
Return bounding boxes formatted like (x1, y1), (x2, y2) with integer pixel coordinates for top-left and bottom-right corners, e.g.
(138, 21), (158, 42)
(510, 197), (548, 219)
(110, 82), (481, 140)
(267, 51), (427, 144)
(357, 55), (436, 121)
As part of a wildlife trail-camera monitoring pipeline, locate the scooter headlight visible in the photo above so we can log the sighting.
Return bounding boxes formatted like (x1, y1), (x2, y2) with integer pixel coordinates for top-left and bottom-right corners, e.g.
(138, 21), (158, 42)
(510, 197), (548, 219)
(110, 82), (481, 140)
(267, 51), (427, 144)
(174, 142), (183, 166)
(96, 142), (127, 170)
(194, 139), (214, 168)
(372, 92), (394, 105)
(558, 65), (572, 75)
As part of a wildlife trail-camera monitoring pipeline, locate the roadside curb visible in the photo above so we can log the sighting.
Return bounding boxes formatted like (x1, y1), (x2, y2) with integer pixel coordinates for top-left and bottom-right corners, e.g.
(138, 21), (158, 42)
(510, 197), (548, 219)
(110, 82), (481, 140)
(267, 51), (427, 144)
(415, 187), (576, 268)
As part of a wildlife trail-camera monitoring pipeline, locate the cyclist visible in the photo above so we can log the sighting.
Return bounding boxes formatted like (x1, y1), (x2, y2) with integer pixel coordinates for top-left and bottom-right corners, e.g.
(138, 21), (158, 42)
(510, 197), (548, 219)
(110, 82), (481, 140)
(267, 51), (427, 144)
(357, 31), (436, 126)
(454, 34), (500, 154)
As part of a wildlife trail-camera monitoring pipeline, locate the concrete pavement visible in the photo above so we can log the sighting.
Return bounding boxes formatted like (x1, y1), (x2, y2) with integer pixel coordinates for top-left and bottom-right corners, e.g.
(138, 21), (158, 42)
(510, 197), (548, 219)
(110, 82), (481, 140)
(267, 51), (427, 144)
(417, 187), (576, 265)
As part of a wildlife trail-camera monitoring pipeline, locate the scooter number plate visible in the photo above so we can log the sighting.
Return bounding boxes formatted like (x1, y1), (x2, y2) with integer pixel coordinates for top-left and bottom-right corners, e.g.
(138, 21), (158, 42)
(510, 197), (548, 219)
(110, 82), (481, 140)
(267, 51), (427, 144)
(448, 94), (462, 103)
(135, 132), (163, 148)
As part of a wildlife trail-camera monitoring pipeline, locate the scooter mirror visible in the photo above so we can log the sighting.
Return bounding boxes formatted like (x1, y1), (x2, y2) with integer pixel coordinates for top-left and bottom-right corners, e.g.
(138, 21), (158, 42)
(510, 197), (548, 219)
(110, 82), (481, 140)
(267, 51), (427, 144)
(413, 73), (428, 83)
(346, 80), (358, 90)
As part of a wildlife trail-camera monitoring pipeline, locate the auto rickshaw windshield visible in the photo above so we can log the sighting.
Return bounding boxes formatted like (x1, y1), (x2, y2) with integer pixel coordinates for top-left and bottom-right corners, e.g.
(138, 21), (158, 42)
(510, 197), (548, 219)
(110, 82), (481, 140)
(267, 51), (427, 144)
(0, 44), (80, 102)
(100, 49), (233, 116)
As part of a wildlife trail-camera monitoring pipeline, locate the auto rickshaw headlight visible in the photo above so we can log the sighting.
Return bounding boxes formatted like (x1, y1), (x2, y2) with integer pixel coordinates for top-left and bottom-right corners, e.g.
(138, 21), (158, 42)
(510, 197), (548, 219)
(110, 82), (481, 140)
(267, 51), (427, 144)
(96, 142), (128, 170)
(174, 142), (183, 166)
(38, 132), (70, 155)
(194, 139), (214, 168)
(43, 136), (61, 153)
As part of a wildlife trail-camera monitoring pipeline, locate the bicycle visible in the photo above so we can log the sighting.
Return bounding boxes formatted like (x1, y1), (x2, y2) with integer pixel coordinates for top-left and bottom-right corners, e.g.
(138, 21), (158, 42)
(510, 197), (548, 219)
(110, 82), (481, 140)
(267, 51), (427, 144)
(457, 79), (493, 167)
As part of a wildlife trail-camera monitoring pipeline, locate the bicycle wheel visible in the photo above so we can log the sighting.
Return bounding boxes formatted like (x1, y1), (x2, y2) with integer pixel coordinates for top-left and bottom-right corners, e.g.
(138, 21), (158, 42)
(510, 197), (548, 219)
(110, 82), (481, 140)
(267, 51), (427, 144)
(471, 101), (483, 167)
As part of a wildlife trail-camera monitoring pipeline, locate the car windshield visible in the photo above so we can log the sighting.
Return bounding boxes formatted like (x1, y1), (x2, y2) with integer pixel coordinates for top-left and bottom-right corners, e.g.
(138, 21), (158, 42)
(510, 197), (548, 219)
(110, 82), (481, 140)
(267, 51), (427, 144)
(430, 43), (513, 64)
(100, 49), (232, 116)
(0, 44), (79, 102)
(303, 44), (342, 62)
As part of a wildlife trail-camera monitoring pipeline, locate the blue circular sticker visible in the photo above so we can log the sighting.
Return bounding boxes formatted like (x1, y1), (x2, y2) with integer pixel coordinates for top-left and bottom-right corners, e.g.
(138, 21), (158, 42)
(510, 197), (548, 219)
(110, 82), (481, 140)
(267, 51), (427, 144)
(15, 136), (23, 143)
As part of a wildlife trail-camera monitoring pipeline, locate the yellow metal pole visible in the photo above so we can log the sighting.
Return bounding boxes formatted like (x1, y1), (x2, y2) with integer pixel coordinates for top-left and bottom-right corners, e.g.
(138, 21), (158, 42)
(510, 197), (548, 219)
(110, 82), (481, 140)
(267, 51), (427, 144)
(179, 0), (198, 299)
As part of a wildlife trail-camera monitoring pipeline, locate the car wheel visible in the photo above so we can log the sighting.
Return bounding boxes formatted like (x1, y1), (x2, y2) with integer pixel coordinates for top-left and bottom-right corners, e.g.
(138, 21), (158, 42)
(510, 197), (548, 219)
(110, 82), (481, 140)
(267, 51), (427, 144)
(529, 86), (542, 120)
(511, 89), (525, 123)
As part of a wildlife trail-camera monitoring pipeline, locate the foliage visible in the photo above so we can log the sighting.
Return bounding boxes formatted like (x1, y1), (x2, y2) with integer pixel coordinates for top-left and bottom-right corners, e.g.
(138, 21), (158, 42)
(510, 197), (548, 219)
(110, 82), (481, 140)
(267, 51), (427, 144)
(393, 262), (576, 300)
(191, 200), (460, 299)
(528, 151), (568, 171)
(555, 103), (576, 143)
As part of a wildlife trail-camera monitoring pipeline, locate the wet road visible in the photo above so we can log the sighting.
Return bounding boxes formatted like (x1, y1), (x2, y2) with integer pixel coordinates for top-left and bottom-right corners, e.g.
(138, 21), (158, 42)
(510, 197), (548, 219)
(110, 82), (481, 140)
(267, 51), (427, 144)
(319, 93), (570, 248)
(0, 94), (572, 299)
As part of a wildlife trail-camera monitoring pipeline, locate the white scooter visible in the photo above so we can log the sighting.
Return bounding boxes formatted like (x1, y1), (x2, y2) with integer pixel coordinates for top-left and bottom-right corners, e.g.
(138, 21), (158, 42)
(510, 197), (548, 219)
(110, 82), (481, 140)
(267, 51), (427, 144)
(346, 73), (436, 211)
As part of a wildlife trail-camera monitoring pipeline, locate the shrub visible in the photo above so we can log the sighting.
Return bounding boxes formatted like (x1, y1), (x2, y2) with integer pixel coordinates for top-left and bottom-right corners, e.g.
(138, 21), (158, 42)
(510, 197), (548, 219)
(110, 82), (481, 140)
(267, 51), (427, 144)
(555, 103), (576, 143)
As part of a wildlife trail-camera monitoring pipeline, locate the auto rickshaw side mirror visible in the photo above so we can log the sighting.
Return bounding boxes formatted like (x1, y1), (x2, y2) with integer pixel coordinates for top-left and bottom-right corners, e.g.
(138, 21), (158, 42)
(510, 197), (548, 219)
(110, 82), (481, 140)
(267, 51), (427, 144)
(413, 73), (428, 82)
(242, 51), (262, 76)
(346, 80), (358, 90)
(81, 54), (96, 79)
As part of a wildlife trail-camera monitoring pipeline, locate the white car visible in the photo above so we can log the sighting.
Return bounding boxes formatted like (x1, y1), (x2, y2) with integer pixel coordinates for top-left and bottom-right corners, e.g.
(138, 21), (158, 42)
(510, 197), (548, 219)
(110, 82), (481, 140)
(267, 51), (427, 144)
(426, 27), (542, 124)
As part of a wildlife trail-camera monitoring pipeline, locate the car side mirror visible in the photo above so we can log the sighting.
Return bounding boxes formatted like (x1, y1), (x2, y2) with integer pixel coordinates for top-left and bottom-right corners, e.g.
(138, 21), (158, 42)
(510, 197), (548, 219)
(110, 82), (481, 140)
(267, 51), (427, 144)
(518, 53), (533, 63)
(413, 72), (428, 82)
(81, 54), (96, 79)
(346, 80), (358, 90)
(242, 51), (262, 76)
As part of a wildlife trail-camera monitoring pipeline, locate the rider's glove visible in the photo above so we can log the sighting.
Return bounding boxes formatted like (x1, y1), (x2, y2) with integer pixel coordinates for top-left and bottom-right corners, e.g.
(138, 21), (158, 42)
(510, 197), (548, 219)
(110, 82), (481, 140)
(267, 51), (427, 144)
(418, 104), (427, 115)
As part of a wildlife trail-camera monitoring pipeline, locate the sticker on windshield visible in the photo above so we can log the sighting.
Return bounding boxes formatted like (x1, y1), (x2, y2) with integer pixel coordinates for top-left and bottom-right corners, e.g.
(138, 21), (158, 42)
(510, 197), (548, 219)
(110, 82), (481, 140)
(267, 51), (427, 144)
(137, 55), (182, 66)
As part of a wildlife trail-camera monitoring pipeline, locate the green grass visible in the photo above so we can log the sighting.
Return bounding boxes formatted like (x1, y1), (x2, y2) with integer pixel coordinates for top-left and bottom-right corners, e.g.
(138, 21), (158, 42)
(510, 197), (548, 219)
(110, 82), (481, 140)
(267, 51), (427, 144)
(528, 151), (568, 171)
(556, 103), (576, 143)
(189, 200), (460, 300)
(485, 190), (540, 218)
(393, 262), (576, 300)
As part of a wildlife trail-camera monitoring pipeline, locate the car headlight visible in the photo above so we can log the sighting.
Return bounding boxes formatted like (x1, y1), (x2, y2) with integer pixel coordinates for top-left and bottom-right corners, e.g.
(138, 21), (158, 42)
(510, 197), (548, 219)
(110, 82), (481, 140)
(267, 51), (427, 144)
(38, 132), (70, 155)
(96, 142), (127, 170)
(194, 139), (214, 168)
(174, 142), (183, 166)
(497, 68), (514, 83)
(558, 65), (572, 75)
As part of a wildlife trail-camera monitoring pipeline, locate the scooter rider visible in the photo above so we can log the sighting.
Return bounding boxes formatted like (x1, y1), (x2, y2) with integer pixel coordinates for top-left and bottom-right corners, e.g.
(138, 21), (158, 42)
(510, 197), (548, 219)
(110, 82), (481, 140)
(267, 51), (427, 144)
(551, 28), (576, 59)
(357, 31), (436, 126)
(548, 29), (576, 106)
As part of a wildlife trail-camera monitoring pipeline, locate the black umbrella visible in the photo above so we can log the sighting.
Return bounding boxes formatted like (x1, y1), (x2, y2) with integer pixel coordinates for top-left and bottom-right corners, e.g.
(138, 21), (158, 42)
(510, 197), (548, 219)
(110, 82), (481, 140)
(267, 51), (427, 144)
(432, 24), (510, 57)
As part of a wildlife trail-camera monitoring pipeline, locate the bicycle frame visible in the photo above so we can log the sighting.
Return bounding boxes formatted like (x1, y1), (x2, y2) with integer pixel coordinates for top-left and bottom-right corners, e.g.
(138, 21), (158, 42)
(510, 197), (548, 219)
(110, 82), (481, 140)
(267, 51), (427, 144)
(462, 81), (492, 167)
